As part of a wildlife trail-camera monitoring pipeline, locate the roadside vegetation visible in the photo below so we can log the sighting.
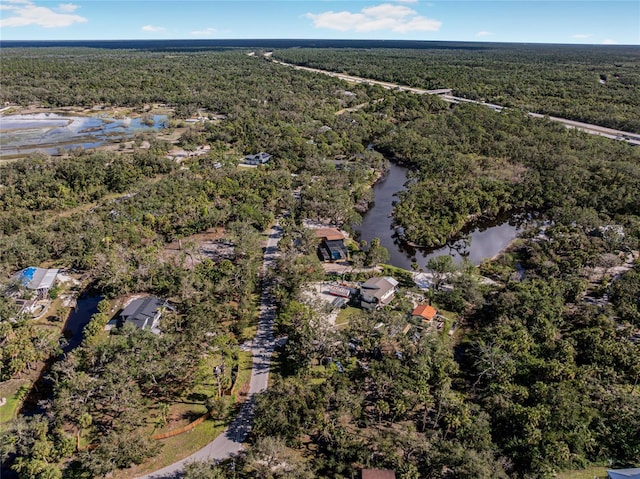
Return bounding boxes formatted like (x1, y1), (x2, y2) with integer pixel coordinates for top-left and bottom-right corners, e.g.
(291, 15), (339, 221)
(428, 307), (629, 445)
(273, 45), (640, 133)
(1, 44), (638, 479)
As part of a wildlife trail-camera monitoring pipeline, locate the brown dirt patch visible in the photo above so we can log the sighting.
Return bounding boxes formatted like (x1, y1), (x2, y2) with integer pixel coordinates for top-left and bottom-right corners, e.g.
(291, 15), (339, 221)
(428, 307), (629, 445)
(161, 227), (234, 267)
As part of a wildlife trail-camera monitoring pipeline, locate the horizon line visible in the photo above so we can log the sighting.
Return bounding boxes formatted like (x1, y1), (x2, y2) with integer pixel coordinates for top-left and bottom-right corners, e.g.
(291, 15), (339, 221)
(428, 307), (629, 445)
(1, 38), (638, 47)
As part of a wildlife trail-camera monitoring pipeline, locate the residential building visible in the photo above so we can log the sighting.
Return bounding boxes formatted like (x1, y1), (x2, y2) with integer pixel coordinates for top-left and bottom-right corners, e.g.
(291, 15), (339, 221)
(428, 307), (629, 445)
(607, 469), (640, 479)
(243, 152), (272, 165)
(16, 267), (59, 298)
(119, 296), (171, 334)
(359, 276), (398, 310)
(315, 228), (348, 262)
(412, 304), (438, 323)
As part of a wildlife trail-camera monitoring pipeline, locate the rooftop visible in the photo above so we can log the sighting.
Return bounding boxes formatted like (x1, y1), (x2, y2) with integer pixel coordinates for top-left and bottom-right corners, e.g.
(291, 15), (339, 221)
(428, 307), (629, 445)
(607, 469), (640, 479)
(120, 296), (168, 333)
(314, 228), (345, 241)
(362, 470), (396, 479)
(362, 276), (398, 290)
(412, 304), (438, 321)
(18, 267), (59, 290)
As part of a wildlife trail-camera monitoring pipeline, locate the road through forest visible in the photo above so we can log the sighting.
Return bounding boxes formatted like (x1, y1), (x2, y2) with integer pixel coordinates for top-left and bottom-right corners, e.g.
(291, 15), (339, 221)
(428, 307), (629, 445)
(265, 53), (640, 146)
(137, 222), (282, 479)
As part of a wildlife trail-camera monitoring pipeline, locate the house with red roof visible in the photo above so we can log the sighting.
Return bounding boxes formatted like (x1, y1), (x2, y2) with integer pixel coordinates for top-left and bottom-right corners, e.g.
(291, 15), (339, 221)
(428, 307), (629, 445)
(411, 304), (438, 323)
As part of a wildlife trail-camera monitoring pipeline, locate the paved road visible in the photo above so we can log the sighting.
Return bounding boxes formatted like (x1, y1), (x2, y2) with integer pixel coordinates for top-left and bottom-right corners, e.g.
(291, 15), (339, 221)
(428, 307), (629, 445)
(265, 54), (640, 146)
(137, 222), (282, 479)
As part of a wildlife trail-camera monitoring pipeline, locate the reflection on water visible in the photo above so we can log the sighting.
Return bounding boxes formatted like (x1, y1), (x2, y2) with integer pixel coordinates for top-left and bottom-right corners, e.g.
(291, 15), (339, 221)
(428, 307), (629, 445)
(0, 112), (167, 156)
(62, 295), (102, 352)
(355, 162), (524, 270)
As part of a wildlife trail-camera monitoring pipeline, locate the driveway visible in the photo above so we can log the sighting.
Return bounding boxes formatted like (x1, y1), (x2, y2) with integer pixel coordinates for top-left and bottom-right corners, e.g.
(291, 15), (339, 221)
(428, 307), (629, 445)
(137, 222), (282, 478)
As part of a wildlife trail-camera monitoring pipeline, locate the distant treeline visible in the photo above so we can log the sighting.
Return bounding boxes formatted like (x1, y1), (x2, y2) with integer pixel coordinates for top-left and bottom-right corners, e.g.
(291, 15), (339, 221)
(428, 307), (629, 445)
(6, 39), (636, 51)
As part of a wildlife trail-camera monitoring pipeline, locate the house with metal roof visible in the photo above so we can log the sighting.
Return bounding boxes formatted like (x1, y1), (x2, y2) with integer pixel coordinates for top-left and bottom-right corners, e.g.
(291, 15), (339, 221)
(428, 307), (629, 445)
(607, 469), (640, 479)
(119, 297), (171, 334)
(358, 276), (398, 310)
(412, 304), (438, 323)
(17, 267), (59, 298)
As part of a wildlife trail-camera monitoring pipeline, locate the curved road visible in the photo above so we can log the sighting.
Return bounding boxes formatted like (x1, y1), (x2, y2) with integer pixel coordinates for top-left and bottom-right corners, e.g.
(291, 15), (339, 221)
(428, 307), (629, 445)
(137, 222), (282, 479)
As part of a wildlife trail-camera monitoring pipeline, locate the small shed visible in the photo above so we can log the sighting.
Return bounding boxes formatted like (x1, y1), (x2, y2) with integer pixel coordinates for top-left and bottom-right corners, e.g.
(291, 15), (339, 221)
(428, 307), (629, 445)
(327, 285), (352, 298)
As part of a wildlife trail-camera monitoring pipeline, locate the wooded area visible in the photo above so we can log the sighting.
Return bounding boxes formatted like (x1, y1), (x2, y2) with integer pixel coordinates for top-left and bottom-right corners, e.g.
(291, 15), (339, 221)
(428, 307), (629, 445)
(1, 44), (638, 479)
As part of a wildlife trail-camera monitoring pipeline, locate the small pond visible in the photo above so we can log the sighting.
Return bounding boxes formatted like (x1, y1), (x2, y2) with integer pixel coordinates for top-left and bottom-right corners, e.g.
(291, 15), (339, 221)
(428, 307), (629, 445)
(355, 162), (526, 270)
(0, 112), (167, 157)
(61, 295), (102, 352)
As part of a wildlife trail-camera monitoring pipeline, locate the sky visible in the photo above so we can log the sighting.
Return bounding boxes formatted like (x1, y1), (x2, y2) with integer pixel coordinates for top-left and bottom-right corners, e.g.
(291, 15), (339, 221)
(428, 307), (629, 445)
(1, 0), (638, 45)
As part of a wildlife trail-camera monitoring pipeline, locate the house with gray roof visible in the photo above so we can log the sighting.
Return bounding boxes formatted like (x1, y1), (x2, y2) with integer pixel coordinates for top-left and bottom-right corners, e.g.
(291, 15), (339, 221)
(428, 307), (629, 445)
(607, 469), (640, 479)
(243, 152), (272, 165)
(16, 267), (59, 298)
(358, 276), (399, 310)
(119, 296), (171, 334)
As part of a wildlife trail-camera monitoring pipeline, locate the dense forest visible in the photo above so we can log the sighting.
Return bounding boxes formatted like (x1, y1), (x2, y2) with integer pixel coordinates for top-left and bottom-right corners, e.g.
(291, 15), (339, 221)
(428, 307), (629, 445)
(1, 45), (639, 479)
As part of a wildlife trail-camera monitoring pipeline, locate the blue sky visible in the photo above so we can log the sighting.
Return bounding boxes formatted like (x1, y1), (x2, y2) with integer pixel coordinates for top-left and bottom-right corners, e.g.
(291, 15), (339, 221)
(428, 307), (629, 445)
(1, 1), (638, 44)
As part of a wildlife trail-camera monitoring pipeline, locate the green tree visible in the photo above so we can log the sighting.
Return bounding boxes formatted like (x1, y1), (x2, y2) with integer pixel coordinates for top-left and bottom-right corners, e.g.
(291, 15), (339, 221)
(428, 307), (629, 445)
(365, 237), (390, 267)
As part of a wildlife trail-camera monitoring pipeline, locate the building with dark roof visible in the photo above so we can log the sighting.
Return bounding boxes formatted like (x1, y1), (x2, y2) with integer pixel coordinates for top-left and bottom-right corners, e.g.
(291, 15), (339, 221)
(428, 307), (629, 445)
(244, 152), (272, 165)
(119, 297), (170, 334)
(315, 228), (348, 262)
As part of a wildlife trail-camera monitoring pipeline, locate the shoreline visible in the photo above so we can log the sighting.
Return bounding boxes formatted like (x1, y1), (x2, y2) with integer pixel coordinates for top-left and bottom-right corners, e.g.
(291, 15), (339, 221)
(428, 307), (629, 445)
(0, 106), (174, 160)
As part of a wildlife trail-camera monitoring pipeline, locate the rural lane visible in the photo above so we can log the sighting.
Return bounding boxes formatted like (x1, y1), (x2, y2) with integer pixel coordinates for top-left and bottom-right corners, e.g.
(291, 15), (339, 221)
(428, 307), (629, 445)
(137, 222), (282, 479)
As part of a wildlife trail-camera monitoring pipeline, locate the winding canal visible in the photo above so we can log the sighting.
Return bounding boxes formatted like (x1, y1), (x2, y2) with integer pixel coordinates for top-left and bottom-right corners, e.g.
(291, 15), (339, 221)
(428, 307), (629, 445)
(355, 162), (524, 270)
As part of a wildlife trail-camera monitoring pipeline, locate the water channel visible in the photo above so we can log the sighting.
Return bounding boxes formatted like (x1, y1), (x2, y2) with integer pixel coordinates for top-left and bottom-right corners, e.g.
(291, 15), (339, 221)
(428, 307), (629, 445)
(0, 112), (167, 157)
(19, 295), (102, 416)
(61, 295), (102, 352)
(355, 162), (524, 271)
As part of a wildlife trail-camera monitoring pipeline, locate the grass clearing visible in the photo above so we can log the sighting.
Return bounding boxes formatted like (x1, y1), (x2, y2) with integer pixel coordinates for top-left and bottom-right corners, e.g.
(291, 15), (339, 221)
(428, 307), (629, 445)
(241, 323), (258, 342)
(335, 306), (361, 329)
(111, 416), (228, 479)
(555, 466), (608, 479)
(233, 350), (252, 396)
(0, 380), (31, 425)
(308, 365), (328, 385)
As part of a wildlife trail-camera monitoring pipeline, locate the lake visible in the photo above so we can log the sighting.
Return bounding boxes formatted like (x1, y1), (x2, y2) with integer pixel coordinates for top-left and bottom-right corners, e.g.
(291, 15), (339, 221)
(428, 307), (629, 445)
(0, 112), (167, 157)
(355, 162), (524, 270)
